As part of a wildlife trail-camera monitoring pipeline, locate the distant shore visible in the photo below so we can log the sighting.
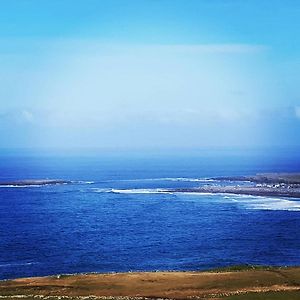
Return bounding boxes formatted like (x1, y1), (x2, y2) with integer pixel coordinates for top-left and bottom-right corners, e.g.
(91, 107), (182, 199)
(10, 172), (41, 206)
(167, 185), (300, 198)
(1, 266), (299, 300)
(166, 173), (300, 198)
(2, 173), (300, 199)
(0, 179), (71, 186)
(211, 173), (300, 184)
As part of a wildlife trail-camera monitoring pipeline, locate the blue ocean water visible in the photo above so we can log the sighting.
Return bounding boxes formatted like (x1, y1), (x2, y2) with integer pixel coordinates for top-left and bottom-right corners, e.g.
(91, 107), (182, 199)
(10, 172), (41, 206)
(1, 150), (300, 279)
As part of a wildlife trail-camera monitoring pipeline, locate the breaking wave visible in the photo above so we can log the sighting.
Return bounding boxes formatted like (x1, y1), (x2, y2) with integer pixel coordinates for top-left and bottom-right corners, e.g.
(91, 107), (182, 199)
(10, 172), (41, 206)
(223, 195), (300, 211)
(92, 188), (173, 194)
(0, 185), (43, 188)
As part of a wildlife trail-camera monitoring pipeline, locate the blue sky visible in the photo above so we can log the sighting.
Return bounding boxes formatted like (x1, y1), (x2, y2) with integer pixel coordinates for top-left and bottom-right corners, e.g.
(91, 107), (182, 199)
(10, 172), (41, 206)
(0, 0), (299, 150)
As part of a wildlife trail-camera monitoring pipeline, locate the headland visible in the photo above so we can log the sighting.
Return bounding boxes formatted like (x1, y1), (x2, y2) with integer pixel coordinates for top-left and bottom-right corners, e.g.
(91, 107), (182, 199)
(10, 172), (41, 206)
(0, 179), (71, 186)
(165, 173), (300, 198)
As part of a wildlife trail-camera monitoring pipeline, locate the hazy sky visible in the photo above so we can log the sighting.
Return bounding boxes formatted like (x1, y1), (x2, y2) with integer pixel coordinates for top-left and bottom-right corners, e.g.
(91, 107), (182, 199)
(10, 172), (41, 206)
(0, 0), (300, 150)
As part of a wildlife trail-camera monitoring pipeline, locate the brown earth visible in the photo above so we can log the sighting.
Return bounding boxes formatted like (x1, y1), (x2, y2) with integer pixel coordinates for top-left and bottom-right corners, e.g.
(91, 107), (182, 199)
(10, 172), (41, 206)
(0, 267), (300, 300)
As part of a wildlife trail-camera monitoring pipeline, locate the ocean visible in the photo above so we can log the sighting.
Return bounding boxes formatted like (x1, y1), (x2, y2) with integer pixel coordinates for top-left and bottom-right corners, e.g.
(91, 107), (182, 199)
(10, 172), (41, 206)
(1, 149), (300, 280)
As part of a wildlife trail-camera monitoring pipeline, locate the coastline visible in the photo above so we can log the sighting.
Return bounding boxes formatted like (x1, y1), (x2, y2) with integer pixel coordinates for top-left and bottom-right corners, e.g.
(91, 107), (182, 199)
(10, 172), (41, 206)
(166, 173), (300, 199)
(211, 173), (300, 184)
(0, 179), (71, 187)
(167, 185), (300, 198)
(1, 266), (299, 300)
(2, 173), (300, 199)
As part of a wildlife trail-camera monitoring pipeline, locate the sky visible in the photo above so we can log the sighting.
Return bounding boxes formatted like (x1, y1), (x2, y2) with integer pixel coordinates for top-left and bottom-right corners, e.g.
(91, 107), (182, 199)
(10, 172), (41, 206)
(0, 0), (300, 151)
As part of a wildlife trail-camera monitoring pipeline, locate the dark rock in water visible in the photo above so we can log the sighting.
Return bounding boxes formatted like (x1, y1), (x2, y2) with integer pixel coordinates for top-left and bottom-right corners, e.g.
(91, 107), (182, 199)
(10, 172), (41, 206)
(0, 179), (71, 186)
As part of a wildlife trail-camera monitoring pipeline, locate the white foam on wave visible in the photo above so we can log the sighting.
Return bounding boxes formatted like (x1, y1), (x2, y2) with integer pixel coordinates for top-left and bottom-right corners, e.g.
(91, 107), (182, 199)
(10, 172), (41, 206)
(92, 188), (173, 194)
(175, 192), (300, 211)
(111, 188), (173, 194)
(0, 262), (36, 268)
(91, 188), (111, 193)
(176, 192), (215, 196)
(223, 195), (300, 211)
(0, 185), (42, 188)
(247, 198), (300, 211)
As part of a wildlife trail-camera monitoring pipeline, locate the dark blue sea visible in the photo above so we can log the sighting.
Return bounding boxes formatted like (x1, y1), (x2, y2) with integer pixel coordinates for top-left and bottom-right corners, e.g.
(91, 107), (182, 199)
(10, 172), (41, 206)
(1, 149), (300, 280)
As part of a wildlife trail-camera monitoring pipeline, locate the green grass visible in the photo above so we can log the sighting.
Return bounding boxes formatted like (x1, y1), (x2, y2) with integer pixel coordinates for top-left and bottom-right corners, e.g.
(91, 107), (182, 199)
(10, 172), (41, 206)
(207, 264), (281, 273)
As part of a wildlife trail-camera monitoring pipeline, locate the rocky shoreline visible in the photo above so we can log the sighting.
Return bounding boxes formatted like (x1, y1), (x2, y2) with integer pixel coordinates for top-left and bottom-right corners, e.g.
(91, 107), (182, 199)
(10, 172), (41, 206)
(0, 179), (71, 186)
(166, 185), (300, 198)
(165, 173), (300, 198)
(211, 173), (300, 184)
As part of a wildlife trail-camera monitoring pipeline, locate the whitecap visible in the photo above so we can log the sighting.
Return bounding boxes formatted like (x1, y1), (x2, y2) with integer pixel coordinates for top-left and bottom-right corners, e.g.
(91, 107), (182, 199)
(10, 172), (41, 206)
(110, 188), (170, 194)
(225, 195), (300, 211)
(0, 262), (37, 268)
(91, 188), (112, 193)
(0, 185), (42, 188)
(245, 198), (300, 211)
(176, 192), (215, 196)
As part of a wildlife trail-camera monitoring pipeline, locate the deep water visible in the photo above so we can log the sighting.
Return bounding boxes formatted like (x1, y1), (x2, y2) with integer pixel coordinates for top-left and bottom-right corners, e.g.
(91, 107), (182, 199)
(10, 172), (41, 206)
(1, 149), (300, 279)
